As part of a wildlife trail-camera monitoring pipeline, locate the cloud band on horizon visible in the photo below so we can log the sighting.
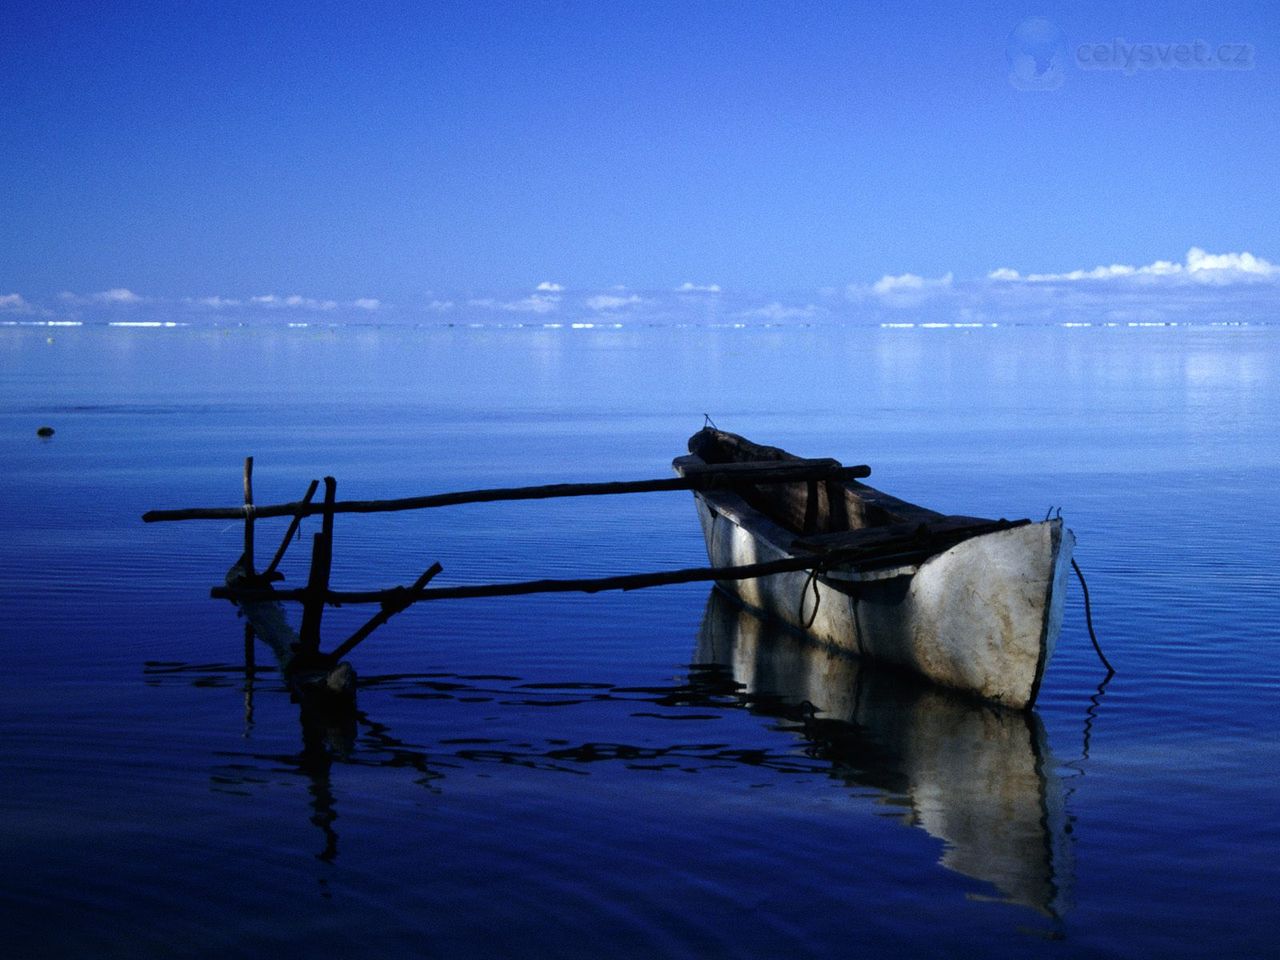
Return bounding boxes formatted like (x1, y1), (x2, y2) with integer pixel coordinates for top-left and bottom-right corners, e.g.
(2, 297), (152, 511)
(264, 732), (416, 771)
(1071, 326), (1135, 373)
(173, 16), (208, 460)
(9, 248), (1275, 327)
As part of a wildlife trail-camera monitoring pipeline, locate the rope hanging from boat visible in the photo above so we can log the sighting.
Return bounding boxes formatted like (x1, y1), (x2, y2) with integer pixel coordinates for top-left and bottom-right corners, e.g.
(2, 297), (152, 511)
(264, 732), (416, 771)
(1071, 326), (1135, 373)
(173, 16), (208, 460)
(800, 566), (822, 629)
(1071, 557), (1114, 677)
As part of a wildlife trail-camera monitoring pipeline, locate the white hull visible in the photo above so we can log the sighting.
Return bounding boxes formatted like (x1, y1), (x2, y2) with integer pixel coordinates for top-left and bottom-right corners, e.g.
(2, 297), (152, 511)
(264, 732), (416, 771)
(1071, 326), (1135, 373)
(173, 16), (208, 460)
(692, 493), (1073, 708)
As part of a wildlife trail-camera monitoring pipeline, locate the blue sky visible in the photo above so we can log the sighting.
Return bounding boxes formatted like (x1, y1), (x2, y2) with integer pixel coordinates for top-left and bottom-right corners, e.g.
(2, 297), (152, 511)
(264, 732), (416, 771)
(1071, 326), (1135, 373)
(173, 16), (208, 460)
(2, 1), (1278, 324)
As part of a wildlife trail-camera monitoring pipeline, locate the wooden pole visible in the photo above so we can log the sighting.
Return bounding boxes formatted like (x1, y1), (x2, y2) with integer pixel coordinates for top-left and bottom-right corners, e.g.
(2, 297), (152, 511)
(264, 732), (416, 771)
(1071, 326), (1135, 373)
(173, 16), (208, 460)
(143, 460), (873, 523)
(213, 519), (1028, 609)
(242, 456), (255, 574)
(298, 477), (336, 653)
(325, 562), (444, 664)
(216, 549), (873, 607)
(263, 478), (320, 579)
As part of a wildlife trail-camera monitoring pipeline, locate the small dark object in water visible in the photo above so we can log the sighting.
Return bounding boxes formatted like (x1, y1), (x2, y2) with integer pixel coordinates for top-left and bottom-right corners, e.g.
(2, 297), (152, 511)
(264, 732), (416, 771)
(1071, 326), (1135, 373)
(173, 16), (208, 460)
(36, 426), (55, 438)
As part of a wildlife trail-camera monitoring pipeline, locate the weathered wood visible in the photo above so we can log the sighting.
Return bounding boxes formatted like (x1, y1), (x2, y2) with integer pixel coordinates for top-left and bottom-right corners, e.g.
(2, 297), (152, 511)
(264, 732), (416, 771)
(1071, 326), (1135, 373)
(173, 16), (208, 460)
(141, 460), (873, 523)
(211, 544), (922, 608)
(326, 562), (444, 664)
(263, 478), (320, 579)
(684, 427), (938, 531)
(242, 456), (255, 573)
(228, 564), (302, 669)
(298, 477), (336, 652)
(791, 516), (1024, 555)
(226, 561), (355, 709)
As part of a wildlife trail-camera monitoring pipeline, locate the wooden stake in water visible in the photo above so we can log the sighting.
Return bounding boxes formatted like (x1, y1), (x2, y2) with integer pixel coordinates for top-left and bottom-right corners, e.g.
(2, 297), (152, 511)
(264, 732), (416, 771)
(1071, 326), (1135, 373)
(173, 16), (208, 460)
(298, 477), (337, 654)
(242, 456), (255, 574)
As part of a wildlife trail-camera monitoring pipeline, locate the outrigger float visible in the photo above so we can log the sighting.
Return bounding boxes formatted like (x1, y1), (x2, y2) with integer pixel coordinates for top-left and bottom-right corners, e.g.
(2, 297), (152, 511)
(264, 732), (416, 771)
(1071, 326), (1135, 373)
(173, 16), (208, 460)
(143, 429), (1103, 712)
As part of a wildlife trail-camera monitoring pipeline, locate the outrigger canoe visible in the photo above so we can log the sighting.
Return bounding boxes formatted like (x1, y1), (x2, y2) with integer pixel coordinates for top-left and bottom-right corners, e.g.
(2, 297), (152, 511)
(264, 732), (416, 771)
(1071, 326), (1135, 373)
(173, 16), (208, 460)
(674, 428), (1073, 708)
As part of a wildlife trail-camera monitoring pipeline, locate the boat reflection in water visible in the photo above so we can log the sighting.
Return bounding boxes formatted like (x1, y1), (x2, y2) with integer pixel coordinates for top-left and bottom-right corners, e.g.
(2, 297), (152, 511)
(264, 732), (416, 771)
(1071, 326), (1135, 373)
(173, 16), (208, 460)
(695, 588), (1073, 918)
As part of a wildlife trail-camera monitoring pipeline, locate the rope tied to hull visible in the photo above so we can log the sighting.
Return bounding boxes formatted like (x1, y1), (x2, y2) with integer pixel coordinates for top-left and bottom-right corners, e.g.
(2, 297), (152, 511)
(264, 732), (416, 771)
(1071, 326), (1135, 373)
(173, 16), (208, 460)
(1071, 556), (1114, 677)
(800, 565), (822, 630)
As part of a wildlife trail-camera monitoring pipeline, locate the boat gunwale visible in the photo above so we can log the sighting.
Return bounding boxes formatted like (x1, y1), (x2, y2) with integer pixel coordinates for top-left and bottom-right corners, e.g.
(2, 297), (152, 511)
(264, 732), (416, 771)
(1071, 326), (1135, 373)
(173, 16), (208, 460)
(673, 448), (1035, 581)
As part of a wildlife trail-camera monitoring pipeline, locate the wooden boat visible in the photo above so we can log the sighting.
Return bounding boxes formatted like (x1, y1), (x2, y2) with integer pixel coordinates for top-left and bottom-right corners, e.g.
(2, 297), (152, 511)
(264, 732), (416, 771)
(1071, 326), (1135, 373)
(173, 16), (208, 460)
(674, 428), (1073, 708)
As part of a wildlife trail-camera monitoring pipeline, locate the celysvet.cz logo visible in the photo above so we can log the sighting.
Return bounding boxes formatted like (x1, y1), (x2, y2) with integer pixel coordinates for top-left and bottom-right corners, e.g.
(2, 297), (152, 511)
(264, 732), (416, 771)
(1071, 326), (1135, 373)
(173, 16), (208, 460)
(1006, 18), (1068, 90)
(1007, 18), (1255, 90)
(1076, 39), (1254, 73)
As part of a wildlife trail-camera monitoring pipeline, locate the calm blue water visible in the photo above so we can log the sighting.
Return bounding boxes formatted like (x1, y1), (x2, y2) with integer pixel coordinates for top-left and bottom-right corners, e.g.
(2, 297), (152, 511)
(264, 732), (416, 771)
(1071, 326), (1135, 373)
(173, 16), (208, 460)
(2, 323), (1278, 958)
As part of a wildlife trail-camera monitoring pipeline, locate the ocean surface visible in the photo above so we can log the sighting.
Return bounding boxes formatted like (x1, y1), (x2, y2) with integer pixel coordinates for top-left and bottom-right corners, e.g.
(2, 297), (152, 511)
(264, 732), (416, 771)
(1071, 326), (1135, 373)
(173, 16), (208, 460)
(1, 322), (1277, 958)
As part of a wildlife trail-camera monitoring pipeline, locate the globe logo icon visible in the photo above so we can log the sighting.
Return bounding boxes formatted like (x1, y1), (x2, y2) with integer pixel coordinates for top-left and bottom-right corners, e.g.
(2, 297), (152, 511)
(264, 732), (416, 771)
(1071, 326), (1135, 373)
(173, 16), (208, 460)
(1007, 18), (1067, 90)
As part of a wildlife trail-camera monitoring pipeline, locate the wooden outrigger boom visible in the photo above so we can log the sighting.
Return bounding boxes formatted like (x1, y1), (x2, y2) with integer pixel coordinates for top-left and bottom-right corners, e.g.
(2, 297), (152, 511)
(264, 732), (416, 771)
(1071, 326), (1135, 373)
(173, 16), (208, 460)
(147, 457), (875, 710)
(142, 459), (870, 524)
(146, 438), (1107, 715)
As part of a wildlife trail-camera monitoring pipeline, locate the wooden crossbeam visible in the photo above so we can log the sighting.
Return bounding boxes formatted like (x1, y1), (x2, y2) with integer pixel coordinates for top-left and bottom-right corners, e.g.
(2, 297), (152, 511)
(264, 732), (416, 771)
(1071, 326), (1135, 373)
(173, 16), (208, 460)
(142, 460), (871, 523)
(212, 545), (890, 609)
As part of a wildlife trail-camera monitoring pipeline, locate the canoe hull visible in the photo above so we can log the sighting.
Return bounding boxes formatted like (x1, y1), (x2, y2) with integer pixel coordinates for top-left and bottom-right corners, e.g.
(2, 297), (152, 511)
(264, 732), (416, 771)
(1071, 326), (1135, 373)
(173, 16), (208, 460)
(693, 495), (1073, 708)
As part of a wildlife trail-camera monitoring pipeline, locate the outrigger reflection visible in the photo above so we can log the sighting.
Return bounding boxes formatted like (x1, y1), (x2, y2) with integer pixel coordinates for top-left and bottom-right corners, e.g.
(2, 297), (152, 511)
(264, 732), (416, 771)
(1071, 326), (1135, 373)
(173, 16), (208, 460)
(142, 428), (1082, 711)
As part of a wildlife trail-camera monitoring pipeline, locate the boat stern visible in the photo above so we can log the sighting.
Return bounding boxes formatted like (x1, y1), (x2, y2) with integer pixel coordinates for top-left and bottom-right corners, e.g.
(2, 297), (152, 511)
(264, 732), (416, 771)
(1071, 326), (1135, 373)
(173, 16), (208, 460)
(885, 518), (1073, 708)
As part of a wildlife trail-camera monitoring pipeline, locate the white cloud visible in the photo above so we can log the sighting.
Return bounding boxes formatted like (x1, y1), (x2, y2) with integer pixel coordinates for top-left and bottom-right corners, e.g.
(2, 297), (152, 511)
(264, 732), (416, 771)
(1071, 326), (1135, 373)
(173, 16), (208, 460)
(1137, 260), (1183, 277)
(246, 293), (380, 310)
(469, 294), (560, 314)
(1185, 247), (1278, 281)
(989, 249), (1278, 285)
(191, 296), (242, 308)
(871, 272), (953, 296)
(849, 271), (954, 308)
(53, 288), (145, 306)
(737, 302), (820, 322)
(15, 248), (1276, 329)
(510, 294), (559, 314)
(585, 294), (644, 311)
(1032, 264), (1139, 281)
(95, 288), (143, 304)
(289, 295), (336, 310)
(252, 294), (338, 310)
